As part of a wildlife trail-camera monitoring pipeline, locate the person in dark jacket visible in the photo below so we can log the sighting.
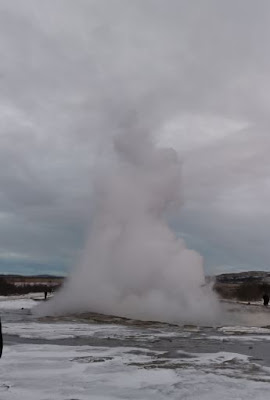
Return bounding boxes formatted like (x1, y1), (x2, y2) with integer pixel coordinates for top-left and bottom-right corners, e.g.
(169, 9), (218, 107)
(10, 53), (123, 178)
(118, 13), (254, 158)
(262, 293), (269, 306)
(0, 317), (3, 358)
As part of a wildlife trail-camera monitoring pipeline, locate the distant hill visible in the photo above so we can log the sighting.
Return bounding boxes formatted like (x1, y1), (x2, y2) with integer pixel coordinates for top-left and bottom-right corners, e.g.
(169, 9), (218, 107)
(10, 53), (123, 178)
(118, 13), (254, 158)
(0, 275), (64, 296)
(215, 271), (270, 284)
(213, 271), (270, 301)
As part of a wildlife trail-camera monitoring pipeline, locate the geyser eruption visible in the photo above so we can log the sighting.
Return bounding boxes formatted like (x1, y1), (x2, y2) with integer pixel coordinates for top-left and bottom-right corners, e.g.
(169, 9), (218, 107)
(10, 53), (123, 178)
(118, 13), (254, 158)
(37, 125), (219, 324)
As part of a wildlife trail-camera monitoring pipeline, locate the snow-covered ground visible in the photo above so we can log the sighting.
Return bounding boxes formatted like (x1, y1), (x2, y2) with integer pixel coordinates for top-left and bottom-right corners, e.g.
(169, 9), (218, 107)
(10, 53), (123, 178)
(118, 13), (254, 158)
(0, 293), (49, 310)
(1, 296), (270, 399)
(2, 321), (191, 341)
(1, 344), (270, 400)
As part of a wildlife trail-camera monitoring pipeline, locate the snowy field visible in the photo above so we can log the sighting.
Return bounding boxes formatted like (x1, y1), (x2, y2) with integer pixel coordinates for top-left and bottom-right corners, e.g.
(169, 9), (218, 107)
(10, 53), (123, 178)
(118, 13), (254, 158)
(1, 296), (270, 400)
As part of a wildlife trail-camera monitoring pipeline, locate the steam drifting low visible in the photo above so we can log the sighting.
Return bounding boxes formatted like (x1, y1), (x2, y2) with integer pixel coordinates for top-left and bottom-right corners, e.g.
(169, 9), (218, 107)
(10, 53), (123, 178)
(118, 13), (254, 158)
(38, 127), (219, 323)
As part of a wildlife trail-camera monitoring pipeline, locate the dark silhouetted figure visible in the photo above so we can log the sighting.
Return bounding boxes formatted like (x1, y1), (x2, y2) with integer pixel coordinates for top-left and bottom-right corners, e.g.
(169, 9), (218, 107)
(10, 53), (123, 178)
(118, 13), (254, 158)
(44, 291), (48, 301)
(262, 294), (269, 306)
(0, 317), (3, 358)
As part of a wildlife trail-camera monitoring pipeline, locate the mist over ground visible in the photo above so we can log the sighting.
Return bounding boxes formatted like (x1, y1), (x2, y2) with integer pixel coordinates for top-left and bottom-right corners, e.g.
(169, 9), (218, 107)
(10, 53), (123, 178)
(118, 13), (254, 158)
(38, 127), (219, 323)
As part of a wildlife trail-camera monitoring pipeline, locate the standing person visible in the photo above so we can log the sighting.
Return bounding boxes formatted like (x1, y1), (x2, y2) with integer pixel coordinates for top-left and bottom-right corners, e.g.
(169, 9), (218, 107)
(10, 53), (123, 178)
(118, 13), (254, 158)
(0, 317), (3, 358)
(262, 293), (269, 306)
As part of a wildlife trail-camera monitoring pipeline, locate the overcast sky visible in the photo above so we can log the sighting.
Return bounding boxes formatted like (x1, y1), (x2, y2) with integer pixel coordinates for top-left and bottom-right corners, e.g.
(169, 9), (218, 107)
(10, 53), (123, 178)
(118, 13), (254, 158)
(0, 0), (270, 275)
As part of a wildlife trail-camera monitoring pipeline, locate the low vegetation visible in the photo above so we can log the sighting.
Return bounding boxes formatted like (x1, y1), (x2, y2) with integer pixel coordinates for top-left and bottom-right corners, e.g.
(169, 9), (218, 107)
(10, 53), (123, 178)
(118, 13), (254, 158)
(1, 273), (269, 303)
(214, 282), (270, 301)
(0, 276), (62, 296)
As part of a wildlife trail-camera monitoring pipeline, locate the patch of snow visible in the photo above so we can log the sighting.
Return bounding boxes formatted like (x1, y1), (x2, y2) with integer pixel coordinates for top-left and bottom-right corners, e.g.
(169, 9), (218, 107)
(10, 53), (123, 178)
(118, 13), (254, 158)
(176, 350), (250, 364)
(218, 326), (270, 335)
(0, 299), (37, 310)
(3, 320), (189, 341)
(207, 335), (270, 342)
(0, 344), (270, 400)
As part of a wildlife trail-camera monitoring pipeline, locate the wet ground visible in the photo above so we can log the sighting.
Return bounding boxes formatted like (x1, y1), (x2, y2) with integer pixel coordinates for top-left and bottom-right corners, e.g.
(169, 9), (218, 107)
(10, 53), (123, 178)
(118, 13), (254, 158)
(1, 295), (270, 399)
(2, 297), (270, 366)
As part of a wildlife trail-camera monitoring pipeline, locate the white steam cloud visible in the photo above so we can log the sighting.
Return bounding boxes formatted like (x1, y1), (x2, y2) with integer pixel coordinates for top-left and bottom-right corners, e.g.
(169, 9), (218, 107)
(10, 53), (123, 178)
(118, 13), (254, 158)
(32, 0), (229, 324)
(37, 119), (219, 324)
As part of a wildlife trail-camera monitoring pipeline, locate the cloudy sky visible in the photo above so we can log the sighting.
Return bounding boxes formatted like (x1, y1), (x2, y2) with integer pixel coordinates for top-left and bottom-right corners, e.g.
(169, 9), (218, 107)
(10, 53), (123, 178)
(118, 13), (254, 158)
(0, 0), (269, 275)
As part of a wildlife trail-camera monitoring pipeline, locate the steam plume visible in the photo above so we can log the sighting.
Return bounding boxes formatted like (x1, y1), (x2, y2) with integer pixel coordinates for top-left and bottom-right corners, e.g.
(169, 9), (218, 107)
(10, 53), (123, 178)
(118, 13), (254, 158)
(37, 117), (219, 324)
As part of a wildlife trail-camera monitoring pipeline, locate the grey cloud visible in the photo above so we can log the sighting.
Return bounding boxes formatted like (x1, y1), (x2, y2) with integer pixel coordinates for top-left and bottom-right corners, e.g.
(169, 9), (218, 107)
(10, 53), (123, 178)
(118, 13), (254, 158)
(0, 0), (269, 273)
